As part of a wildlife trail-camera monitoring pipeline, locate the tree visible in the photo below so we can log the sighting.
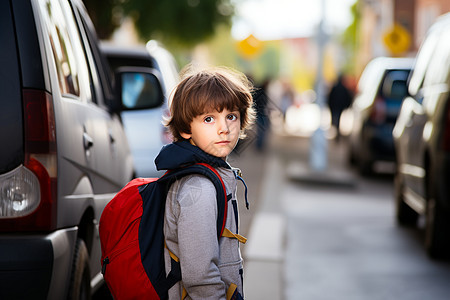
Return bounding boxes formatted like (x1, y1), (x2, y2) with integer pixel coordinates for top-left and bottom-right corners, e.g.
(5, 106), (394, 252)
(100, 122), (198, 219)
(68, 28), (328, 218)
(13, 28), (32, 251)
(83, 0), (120, 39)
(340, 1), (360, 75)
(83, 0), (234, 47)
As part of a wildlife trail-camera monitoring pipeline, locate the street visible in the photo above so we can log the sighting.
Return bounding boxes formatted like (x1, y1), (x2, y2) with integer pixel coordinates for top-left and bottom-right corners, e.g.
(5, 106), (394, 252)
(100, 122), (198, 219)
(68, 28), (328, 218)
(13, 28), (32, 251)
(232, 132), (450, 300)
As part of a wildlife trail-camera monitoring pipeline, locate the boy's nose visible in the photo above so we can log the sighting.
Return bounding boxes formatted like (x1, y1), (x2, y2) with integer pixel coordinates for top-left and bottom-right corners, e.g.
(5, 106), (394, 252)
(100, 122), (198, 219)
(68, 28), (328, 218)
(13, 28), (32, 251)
(218, 119), (230, 134)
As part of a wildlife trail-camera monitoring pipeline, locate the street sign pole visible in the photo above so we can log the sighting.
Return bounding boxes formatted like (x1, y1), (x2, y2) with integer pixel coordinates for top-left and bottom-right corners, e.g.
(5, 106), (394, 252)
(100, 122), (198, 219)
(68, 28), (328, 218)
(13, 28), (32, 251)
(310, 0), (328, 171)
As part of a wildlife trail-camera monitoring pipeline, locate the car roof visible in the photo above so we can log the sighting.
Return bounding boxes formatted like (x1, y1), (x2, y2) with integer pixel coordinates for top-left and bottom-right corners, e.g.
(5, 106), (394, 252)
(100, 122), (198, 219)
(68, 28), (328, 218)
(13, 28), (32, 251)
(367, 56), (415, 70)
(358, 57), (414, 92)
(100, 43), (151, 60)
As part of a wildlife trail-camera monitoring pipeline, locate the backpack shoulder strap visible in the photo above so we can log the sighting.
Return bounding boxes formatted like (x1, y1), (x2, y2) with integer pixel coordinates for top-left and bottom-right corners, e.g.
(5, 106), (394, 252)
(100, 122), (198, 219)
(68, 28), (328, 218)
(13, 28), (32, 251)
(159, 162), (228, 238)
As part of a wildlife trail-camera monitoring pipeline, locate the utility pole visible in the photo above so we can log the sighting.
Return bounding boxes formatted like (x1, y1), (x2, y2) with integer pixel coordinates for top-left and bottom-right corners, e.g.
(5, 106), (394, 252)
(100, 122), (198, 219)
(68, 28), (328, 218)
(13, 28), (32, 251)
(309, 0), (328, 171)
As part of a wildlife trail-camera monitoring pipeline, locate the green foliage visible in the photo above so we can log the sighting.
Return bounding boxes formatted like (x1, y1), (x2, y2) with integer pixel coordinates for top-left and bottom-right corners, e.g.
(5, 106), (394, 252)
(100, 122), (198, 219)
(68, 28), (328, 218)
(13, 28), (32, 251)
(197, 25), (280, 84)
(340, 1), (360, 75)
(83, 0), (234, 47)
(201, 25), (240, 68)
(83, 0), (120, 39)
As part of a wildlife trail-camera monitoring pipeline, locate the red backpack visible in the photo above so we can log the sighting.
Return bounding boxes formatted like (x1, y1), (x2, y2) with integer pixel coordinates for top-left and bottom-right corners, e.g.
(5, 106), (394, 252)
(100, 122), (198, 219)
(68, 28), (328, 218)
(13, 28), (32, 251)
(99, 163), (228, 299)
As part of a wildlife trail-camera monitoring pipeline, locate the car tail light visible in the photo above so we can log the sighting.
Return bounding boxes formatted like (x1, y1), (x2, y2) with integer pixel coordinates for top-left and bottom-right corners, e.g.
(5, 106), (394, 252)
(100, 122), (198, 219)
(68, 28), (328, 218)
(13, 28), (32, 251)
(0, 89), (57, 231)
(370, 96), (387, 124)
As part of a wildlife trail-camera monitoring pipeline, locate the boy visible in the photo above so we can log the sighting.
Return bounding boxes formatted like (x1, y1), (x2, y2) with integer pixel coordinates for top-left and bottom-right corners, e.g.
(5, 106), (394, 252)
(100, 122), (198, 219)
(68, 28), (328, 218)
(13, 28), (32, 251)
(155, 66), (255, 299)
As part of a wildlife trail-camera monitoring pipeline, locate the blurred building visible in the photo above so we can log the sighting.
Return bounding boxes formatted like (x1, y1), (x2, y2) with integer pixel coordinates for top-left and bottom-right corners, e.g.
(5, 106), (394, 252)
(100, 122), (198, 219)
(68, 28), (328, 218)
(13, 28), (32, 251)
(357, 0), (449, 75)
(415, 0), (450, 46)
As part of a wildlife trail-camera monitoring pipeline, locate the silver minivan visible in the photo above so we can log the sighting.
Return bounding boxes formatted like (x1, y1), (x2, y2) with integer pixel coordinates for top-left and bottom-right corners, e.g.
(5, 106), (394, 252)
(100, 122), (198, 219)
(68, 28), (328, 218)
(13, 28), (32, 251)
(0, 0), (163, 298)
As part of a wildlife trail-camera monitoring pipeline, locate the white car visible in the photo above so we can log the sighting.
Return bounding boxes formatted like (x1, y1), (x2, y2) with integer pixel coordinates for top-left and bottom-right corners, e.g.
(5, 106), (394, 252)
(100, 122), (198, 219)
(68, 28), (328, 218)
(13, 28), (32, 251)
(102, 41), (180, 177)
(347, 57), (414, 175)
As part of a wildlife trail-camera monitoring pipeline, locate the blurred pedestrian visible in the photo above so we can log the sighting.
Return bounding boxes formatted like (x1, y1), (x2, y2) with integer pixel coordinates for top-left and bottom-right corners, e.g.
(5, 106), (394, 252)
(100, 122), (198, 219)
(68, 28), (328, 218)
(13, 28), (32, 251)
(253, 79), (270, 151)
(280, 81), (294, 122)
(327, 74), (352, 142)
(158, 66), (255, 299)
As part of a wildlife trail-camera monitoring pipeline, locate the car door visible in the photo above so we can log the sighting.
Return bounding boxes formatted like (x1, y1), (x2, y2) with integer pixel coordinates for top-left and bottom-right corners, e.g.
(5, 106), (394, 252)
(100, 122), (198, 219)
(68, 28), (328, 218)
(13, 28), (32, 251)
(35, 0), (132, 228)
(395, 97), (427, 196)
(400, 25), (441, 198)
(72, 0), (134, 191)
(36, 0), (133, 280)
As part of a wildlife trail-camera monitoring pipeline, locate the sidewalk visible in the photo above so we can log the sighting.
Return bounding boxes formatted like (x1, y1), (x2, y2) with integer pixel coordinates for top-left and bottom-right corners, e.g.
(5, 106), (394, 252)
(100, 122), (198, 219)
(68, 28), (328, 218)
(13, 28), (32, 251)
(232, 132), (355, 300)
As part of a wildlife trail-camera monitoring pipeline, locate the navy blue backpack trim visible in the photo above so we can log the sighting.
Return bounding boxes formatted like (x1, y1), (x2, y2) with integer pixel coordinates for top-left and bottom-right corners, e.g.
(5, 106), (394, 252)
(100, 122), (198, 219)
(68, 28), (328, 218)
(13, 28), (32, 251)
(137, 163), (227, 299)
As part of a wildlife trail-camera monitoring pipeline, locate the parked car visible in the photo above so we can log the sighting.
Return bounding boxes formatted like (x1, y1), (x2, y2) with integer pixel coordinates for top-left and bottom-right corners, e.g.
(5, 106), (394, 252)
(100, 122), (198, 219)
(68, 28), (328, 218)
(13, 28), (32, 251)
(101, 41), (180, 177)
(393, 13), (450, 259)
(0, 0), (163, 299)
(347, 56), (414, 175)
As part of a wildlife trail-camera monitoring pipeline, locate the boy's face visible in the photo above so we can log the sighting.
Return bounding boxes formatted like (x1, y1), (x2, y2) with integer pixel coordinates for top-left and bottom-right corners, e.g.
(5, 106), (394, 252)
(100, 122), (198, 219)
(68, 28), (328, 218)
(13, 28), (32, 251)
(181, 109), (241, 159)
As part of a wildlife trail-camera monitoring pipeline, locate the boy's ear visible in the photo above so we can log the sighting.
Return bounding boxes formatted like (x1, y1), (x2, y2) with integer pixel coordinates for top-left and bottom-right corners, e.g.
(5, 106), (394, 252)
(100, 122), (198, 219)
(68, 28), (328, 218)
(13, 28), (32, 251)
(180, 132), (191, 139)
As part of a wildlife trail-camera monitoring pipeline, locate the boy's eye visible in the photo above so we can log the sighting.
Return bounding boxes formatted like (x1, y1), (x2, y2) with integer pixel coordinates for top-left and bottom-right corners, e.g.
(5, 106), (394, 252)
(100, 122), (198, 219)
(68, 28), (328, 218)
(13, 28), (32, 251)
(204, 116), (214, 123)
(227, 114), (238, 121)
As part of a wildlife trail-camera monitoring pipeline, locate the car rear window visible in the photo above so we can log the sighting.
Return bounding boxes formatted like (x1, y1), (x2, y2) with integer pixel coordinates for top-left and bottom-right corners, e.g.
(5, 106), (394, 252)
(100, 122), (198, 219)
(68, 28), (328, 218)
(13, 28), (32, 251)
(381, 69), (411, 121)
(382, 70), (410, 101)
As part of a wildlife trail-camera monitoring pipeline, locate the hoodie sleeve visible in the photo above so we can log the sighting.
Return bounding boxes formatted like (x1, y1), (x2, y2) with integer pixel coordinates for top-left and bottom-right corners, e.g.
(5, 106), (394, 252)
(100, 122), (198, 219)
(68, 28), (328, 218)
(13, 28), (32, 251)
(175, 175), (227, 300)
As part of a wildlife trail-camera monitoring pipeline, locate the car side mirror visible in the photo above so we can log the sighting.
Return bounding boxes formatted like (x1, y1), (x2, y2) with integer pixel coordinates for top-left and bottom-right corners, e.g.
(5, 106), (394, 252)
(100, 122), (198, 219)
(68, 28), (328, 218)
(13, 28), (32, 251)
(113, 67), (164, 112)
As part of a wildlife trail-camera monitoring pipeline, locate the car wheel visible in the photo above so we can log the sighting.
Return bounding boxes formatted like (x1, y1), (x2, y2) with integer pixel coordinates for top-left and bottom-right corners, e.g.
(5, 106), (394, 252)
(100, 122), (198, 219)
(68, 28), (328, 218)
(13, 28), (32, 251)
(68, 239), (92, 300)
(394, 172), (418, 226)
(425, 197), (450, 259)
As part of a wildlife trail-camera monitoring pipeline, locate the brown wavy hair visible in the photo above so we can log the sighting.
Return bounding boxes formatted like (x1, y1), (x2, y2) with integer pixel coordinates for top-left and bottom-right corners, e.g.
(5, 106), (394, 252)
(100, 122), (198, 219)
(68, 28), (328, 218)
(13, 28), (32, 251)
(165, 65), (256, 142)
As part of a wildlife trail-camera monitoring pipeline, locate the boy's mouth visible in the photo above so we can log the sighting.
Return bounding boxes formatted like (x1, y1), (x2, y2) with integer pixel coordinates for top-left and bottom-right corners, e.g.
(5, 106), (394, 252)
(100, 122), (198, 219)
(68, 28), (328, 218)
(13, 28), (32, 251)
(215, 140), (230, 145)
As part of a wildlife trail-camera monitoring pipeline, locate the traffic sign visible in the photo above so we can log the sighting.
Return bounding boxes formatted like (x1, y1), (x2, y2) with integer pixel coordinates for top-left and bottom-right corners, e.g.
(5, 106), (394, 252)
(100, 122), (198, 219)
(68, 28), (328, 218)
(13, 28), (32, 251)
(382, 23), (411, 56)
(237, 34), (262, 58)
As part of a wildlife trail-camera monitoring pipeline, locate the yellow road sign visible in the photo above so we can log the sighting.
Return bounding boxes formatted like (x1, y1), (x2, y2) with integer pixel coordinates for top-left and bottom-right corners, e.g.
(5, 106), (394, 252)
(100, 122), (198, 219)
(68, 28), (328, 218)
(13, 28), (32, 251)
(237, 34), (262, 58)
(382, 23), (411, 56)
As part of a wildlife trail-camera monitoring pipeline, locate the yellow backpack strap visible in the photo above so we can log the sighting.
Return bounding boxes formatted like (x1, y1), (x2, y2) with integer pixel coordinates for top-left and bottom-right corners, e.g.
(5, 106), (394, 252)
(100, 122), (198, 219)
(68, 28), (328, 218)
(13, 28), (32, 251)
(222, 228), (247, 244)
(165, 242), (188, 300)
(181, 287), (187, 300)
(166, 240), (244, 300)
(165, 241), (180, 262)
(226, 283), (238, 300)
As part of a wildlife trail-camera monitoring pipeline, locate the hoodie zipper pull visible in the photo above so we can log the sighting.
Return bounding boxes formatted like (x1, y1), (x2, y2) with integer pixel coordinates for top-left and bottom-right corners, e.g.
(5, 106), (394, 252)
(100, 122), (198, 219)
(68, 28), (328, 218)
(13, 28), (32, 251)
(234, 170), (249, 210)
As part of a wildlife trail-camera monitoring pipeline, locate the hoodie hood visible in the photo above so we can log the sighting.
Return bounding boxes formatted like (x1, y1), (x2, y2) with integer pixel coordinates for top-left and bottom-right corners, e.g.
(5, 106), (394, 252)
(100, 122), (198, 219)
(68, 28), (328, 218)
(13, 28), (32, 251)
(155, 140), (231, 171)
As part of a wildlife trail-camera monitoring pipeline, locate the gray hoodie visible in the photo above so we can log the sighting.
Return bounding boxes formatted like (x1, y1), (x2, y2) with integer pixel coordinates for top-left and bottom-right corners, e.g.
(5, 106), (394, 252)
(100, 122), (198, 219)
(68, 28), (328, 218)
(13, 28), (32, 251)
(163, 166), (244, 299)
